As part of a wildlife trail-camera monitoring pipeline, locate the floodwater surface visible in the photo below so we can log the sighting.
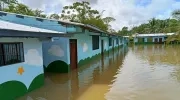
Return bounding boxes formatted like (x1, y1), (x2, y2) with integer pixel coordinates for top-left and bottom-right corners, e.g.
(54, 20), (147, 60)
(18, 45), (180, 100)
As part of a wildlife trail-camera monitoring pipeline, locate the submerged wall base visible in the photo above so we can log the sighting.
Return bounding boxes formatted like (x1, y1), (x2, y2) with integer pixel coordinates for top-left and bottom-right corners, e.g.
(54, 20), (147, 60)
(78, 45), (123, 67)
(44, 45), (124, 73)
(45, 60), (70, 73)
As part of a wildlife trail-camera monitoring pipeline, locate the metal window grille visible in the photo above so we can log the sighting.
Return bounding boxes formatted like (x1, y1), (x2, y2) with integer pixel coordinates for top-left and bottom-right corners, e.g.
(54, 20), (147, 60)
(0, 42), (24, 66)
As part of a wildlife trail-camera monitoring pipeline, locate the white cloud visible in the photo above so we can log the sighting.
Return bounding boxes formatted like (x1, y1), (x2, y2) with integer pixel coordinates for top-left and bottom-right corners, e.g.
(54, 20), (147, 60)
(18, 0), (180, 30)
(48, 45), (64, 57)
(25, 49), (43, 66)
(82, 43), (88, 52)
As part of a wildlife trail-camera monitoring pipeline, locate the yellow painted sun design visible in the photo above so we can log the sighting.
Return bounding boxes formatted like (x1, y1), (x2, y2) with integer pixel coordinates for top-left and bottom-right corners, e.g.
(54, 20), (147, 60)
(17, 66), (24, 75)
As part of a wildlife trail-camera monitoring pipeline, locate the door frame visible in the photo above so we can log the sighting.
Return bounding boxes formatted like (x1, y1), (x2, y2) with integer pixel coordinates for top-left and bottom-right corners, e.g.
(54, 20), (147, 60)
(69, 39), (78, 70)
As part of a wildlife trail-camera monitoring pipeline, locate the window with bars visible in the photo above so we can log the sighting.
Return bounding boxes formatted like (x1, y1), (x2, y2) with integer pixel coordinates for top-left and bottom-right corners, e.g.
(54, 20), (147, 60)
(92, 35), (99, 50)
(0, 43), (24, 66)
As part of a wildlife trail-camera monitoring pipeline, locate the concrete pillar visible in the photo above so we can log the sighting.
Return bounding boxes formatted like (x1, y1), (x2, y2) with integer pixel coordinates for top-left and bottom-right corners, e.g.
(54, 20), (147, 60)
(152, 37), (155, 42)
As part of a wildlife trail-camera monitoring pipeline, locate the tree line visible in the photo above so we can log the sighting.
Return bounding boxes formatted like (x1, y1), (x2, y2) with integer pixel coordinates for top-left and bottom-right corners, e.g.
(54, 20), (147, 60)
(118, 10), (180, 35)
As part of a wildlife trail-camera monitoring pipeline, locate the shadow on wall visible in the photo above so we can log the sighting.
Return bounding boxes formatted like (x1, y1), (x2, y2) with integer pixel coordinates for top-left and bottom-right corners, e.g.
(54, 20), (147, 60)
(0, 74), (44, 100)
(45, 60), (69, 73)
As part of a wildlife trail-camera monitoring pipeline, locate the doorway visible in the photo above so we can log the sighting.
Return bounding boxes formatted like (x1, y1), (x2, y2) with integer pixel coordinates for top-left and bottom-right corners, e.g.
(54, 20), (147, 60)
(69, 39), (78, 70)
(155, 38), (158, 43)
(101, 40), (104, 56)
(159, 38), (163, 43)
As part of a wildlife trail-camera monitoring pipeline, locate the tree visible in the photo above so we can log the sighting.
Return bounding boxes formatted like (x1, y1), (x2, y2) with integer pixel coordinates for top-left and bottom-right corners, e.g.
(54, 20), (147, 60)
(118, 9), (180, 36)
(84, 17), (108, 31)
(102, 17), (116, 32)
(3, 3), (35, 16)
(3, 1), (47, 18)
(149, 18), (157, 33)
(2, 1), (116, 32)
(49, 13), (60, 20)
(33, 9), (46, 18)
(102, 17), (116, 25)
(0, 0), (17, 10)
(118, 27), (129, 35)
(60, 1), (99, 23)
(172, 9), (180, 20)
(60, 1), (116, 32)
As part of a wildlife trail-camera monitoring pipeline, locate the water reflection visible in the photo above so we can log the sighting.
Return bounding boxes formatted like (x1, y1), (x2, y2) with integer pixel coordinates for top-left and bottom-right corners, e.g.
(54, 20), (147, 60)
(132, 45), (180, 66)
(18, 45), (180, 100)
(105, 45), (180, 100)
(18, 46), (128, 100)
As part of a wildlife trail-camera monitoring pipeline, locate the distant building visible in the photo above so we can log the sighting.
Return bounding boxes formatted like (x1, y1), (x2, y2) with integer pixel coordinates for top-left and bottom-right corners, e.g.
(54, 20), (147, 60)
(132, 33), (175, 44)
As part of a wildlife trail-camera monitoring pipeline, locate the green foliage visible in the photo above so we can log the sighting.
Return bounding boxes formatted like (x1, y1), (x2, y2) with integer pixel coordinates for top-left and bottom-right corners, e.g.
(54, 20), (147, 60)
(3, 1), (46, 18)
(49, 13), (60, 20)
(1, 1), (115, 32)
(102, 17), (116, 25)
(118, 9), (180, 36)
(2, 1), (116, 32)
(166, 33), (180, 44)
(0, 0), (17, 10)
(84, 17), (108, 31)
(60, 1), (115, 32)
(172, 9), (180, 20)
(60, 1), (99, 23)
(33, 9), (47, 18)
(118, 27), (130, 35)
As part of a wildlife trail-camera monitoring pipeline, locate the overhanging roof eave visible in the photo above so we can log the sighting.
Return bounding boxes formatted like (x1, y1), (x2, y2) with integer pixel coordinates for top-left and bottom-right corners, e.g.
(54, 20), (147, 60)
(0, 29), (71, 38)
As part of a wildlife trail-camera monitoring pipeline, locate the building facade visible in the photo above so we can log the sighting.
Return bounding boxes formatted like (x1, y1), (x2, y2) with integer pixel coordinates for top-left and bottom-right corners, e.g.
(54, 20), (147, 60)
(133, 33), (174, 44)
(0, 18), (68, 100)
(0, 11), (126, 99)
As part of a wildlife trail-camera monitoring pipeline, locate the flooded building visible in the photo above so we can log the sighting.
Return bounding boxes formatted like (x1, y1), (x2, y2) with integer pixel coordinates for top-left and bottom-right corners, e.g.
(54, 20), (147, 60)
(133, 33), (175, 44)
(0, 19), (67, 100)
(43, 25), (123, 73)
(0, 11), (126, 99)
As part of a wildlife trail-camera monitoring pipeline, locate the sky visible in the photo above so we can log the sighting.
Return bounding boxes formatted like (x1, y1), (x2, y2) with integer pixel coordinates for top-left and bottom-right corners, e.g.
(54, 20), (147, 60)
(18, 0), (180, 31)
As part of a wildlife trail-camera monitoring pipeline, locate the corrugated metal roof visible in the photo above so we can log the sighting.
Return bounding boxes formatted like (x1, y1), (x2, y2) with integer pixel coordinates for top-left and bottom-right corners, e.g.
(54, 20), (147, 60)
(0, 20), (64, 33)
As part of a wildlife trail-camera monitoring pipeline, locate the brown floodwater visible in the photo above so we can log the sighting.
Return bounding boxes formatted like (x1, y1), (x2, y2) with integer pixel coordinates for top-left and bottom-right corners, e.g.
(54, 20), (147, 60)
(18, 45), (180, 100)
